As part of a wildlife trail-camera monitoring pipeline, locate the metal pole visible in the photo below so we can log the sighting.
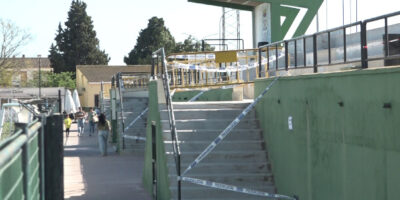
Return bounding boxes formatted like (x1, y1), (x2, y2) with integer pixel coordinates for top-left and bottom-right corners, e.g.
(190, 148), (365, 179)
(178, 154), (181, 200)
(38, 54), (41, 98)
(151, 121), (157, 199)
(326, 0), (328, 30)
(22, 124), (30, 200)
(39, 115), (46, 200)
(237, 10), (240, 49)
(58, 90), (61, 113)
(316, 10), (319, 32)
(342, 0), (345, 26)
(361, 21), (368, 68)
(356, 0), (358, 32)
(44, 114), (64, 200)
(222, 7), (226, 51)
(313, 35), (318, 73)
(258, 48), (262, 78)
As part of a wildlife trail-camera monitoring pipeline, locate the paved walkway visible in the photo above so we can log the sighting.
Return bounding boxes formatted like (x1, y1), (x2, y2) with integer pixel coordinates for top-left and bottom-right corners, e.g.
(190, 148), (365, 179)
(64, 123), (151, 200)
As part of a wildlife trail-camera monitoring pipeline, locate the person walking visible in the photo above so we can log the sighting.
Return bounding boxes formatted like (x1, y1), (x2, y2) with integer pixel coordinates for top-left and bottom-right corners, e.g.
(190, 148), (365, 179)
(64, 115), (72, 137)
(76, 107), (86, 136)
(88, 107), (98, 136)
(97, 113), (111, 156)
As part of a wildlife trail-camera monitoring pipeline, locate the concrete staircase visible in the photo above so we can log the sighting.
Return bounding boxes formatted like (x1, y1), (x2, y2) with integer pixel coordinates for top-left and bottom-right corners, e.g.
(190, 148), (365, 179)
(161, 101), (276, 200)
(120, 90), (149, 152)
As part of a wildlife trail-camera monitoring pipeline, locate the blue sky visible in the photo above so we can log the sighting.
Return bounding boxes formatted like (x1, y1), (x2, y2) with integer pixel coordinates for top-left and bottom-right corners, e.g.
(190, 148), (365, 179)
(0, 0), (398, 65)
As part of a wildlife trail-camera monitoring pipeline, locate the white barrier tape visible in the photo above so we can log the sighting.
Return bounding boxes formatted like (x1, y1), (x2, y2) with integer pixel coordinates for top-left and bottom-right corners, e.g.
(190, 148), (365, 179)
(188, 91), (206, 102)
(123, 135), (146, 141)
(170, 89), (176, 97)
(180, 176), (295, 200)
(124, 107), (149, 132)
(182, 77), (279, 176)
(169, 53), (284, 73)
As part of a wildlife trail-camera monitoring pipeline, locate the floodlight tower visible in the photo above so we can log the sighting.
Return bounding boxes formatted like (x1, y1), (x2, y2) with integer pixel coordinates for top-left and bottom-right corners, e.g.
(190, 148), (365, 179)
(220, 7), (241, 50)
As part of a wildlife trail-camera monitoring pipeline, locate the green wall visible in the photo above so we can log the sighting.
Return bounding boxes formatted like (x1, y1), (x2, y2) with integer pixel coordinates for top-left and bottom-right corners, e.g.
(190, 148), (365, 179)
(143, 80), (171, 199)
(172, 88), (233, 102)
(254, 67), (400, 200)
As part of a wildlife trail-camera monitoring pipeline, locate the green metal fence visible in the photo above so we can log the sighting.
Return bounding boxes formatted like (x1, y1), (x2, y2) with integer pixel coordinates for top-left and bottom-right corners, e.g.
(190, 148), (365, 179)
(0, 119), (44, 200)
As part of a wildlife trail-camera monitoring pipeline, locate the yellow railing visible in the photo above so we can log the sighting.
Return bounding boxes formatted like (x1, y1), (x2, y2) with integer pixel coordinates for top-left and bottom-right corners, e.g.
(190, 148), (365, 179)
(166, 47), (282, 88)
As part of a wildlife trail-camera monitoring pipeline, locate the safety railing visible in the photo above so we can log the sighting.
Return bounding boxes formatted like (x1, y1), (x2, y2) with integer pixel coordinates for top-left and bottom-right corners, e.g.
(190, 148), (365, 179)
(112, 72), (152, 149)
(165, 11), (400, 89)
(167, 48), (265, 88)
(258, 10), (400, 76)
(0, 117), (43, 200)
(152, 48), (182, 200)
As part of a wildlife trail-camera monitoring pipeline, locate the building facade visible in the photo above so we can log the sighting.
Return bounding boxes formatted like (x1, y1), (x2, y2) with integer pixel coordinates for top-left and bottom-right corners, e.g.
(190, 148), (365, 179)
(76, 65), (151, 108)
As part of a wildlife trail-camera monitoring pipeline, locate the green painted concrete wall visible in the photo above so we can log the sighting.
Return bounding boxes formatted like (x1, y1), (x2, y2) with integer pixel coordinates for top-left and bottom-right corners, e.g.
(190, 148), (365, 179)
(172, 88), (233, 102)
(254, 67), (400, 200)
(143, 80), (171, 199)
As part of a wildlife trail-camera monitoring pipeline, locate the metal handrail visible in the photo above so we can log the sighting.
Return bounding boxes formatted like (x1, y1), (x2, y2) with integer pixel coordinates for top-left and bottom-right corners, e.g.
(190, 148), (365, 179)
(257, 10), (400, 72)
(152, 47), (182, 200)
(165, 10), (400, 90)
(115, 73), (126, 147)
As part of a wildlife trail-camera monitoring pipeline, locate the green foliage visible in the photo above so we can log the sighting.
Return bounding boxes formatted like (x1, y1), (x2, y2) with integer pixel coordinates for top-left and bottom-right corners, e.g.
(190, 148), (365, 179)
(124, 17), (175, 65)
(1, 122), (14, 141)
(174, 35), (215, 53)
(49, 0), (109, 73)
(0, 70), (12, 87)
(27, 71), (76, 89)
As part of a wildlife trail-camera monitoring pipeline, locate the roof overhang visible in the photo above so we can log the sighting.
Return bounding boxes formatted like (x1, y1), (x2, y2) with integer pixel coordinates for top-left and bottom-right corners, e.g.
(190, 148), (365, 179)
(188, 0), (264, 11)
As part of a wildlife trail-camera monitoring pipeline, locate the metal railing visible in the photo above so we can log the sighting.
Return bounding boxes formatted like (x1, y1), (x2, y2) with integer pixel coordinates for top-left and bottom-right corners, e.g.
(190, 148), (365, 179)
(258, 10), (400, 75)
(0, 117), (43, 200)
(152, 48), (182, 200)
(165, 11), (400, 89)
(113, 72), (152, 149)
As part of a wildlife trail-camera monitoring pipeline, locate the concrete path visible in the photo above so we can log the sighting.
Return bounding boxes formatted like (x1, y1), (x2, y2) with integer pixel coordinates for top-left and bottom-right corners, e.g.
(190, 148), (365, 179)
(64, 123), (151, 200)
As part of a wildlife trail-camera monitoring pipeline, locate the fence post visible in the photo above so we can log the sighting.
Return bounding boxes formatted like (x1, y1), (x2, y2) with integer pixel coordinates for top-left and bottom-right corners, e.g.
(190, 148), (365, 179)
(258, 48), (262, 78)
(285, 41), (289, 71)
(110, 88), (118, 147)
(361, 22), (368, 68)
(39, 115), (46, 200)
(14, 123), (30, 200)
(151, 121), (157, 199)
(313, 35), (318, 73)
(44, 114), (64, 200)
(58, 90), (62, 113)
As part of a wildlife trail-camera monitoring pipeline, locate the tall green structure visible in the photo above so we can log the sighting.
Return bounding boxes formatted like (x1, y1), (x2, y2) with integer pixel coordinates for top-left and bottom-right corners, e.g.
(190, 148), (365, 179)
(189, 0), (323, 44)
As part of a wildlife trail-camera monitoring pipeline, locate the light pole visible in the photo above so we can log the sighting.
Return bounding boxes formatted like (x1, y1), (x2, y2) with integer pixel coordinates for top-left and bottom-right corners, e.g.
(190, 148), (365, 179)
(38, 54), (41, 98)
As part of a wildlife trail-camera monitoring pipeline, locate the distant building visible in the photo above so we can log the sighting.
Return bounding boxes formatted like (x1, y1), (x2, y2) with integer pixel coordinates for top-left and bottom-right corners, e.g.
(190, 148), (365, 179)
(0, 55), (52, 87)
(76, 65), (151, 108)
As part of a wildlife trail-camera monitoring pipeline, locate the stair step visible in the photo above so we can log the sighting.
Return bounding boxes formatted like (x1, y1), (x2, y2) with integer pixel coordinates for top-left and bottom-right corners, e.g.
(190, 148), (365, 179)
(166, 150), (268, 163)
(169, 183), (276, 200)
(164, 140), (264, 152)
(162, 119), (258, 130)
(161, 109), (255, 120)
(167, 162), (270, 174)
(168, 173), (274, 187)
(171, 101), (252, 109)
(163, 129), (262, 141)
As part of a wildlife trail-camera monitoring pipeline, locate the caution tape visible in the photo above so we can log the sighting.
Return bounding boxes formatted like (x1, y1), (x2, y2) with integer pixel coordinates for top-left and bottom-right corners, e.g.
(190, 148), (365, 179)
(182, 77), (279, 176)
(180, 176), (295, 200)
(188, 91), (206, 102)
(124, 107), (149, 132)
(123, 135), (146, 141)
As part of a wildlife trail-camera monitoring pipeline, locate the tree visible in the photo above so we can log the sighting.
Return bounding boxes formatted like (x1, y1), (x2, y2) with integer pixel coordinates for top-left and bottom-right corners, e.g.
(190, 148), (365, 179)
(124, 17), (175, 65)
(0, 19), (31, 86)
(28, 71), (76, 89)
(49, 0), (109, 73)
(174, 35), (215, 53)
